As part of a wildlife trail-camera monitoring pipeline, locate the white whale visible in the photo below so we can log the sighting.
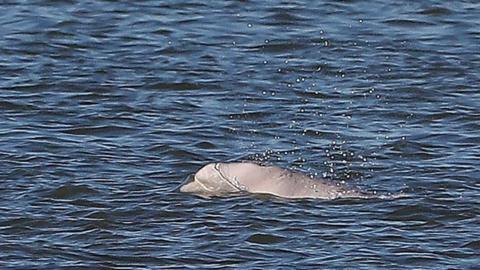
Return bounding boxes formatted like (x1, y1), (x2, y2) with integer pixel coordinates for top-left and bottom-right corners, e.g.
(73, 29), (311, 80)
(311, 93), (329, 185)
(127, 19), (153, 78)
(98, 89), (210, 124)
(179, 162), (369, 199)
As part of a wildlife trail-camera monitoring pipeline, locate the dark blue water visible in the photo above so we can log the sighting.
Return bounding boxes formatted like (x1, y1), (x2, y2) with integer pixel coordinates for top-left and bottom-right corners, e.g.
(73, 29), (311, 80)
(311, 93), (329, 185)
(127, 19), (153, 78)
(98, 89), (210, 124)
(1, 0), (479, 269)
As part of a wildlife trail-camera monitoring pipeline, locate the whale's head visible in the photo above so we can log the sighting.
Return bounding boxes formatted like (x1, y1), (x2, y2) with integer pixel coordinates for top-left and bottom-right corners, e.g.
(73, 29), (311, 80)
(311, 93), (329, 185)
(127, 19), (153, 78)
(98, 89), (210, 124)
(179, 163), (240, 196)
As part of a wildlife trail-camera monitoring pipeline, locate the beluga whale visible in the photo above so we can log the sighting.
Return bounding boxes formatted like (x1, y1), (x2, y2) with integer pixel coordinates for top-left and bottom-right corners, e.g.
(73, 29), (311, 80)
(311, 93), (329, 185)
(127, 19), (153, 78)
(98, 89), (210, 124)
(179, 162), (370, 199)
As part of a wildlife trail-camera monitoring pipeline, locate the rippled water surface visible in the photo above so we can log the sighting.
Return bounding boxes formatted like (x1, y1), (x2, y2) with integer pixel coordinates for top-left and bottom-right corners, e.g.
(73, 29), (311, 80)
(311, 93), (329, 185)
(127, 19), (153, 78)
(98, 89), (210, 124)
(1, 0), (480, 269)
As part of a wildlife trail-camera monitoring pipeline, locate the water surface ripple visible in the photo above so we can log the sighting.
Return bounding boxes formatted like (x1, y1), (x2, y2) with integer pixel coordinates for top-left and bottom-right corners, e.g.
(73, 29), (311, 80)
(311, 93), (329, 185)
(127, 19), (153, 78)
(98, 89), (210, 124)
(1, 0), (479, 269)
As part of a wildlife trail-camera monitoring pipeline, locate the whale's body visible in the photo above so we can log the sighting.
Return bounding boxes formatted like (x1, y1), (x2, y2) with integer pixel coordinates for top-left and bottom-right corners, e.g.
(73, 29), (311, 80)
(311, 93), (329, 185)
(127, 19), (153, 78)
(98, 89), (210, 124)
(179, 162), (366, 199)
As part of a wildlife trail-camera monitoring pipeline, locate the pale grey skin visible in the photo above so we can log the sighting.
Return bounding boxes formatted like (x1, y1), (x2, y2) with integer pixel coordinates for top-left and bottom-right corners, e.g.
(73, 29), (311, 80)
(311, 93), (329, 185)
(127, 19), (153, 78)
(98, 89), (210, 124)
(180, 162), (368, 199)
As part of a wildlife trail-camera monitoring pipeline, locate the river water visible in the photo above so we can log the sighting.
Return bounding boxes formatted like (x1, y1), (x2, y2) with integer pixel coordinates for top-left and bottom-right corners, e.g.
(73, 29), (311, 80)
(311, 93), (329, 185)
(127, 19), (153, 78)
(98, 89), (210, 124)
(1, 0), (479, 269)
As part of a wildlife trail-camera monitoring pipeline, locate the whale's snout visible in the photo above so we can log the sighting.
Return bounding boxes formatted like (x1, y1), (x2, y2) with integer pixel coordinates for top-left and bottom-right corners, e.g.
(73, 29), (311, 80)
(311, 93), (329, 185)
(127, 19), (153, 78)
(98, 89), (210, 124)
(178, 174), (198, 193)
(179, 163), (220, 193)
